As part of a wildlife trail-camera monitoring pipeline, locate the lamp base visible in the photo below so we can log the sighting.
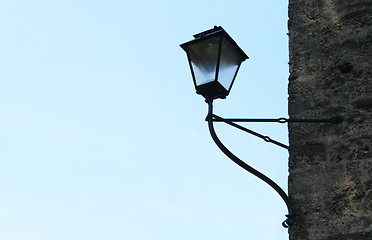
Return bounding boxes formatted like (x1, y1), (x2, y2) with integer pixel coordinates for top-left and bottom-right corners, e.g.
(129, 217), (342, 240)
(196, 81), (228, 100)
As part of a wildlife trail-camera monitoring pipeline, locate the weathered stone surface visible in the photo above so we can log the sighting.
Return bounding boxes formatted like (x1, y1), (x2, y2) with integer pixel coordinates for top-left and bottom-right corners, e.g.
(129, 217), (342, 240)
(288, 0), (372, 239)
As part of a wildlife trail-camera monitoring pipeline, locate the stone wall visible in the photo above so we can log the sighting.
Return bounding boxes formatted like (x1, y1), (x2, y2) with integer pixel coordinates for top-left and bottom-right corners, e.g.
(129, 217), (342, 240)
(287, 0), (372, 239)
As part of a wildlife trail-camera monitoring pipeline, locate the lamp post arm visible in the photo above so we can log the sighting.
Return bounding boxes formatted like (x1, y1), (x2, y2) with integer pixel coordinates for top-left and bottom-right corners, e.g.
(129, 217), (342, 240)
(205, 98), (294, 228)
(210, 116), (343, 124)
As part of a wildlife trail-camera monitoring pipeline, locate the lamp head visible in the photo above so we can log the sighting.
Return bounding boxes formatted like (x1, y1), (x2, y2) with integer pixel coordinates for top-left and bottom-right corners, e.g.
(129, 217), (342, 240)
(180, 26), (248, 100)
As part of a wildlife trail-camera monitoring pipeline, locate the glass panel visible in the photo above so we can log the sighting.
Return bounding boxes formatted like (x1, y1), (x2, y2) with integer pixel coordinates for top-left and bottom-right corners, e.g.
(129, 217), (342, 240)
(187, 35), (220, 86)
(218, 36), (242, 91)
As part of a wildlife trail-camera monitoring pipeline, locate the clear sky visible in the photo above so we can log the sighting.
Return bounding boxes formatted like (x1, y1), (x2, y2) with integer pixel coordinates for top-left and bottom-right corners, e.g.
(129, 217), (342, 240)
(0, 1), (290, 239)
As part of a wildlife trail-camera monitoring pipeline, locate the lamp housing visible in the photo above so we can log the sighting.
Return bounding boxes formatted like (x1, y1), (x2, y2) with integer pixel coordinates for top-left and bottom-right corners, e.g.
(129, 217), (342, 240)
(180, 26), (248, 100)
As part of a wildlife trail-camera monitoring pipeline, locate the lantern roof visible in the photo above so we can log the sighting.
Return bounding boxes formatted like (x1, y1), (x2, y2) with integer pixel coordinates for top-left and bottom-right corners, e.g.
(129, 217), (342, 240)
(180, 26), (249, 61)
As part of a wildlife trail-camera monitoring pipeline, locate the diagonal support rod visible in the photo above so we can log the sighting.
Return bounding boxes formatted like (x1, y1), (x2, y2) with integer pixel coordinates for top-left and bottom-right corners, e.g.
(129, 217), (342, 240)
(206, 114), (289, 149)
(207, 115), (343, 150)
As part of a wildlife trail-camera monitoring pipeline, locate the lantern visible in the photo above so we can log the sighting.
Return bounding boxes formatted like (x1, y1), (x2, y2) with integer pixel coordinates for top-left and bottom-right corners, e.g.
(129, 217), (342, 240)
(180, 26), (248, 100)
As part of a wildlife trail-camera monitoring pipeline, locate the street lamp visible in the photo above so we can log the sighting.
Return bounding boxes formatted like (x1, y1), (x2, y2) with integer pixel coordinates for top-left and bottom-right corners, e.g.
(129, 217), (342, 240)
(180, 26), (343, 228)
(180, 26), (248, 100)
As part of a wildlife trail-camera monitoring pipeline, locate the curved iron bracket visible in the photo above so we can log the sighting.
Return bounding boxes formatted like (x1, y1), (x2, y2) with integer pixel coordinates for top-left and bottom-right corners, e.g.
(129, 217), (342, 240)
(205, 98), (294, 228)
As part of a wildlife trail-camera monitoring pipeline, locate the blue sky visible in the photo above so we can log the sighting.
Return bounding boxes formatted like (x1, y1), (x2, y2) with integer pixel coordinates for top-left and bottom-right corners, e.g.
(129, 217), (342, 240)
(0, 1), (290, 239)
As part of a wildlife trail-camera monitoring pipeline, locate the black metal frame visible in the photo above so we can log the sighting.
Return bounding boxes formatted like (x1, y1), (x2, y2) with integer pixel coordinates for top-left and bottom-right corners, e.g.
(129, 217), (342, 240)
(205, 98), (343, 228)
(180, 26), (248, 100)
